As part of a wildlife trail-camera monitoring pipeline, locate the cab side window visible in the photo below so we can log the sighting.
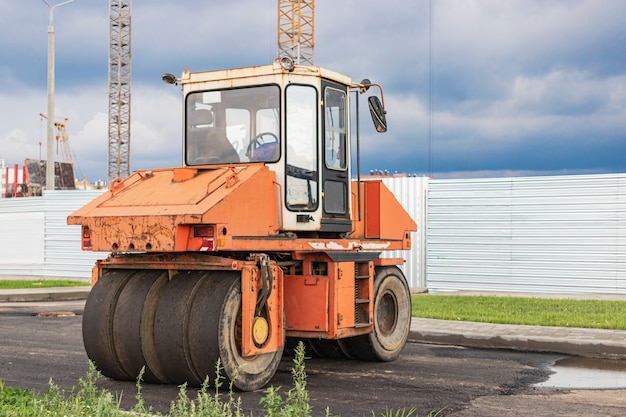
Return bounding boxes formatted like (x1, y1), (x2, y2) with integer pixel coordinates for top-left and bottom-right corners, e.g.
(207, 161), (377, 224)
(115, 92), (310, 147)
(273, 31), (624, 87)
(285, 85), (318, 210)
(324, 88), (347, 170)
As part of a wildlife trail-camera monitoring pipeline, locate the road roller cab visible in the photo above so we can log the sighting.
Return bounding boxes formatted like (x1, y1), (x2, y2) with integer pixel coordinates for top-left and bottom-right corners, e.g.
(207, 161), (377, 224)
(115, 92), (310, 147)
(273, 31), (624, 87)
(178, 59), (388, 235)
(69, 58), (417, 391)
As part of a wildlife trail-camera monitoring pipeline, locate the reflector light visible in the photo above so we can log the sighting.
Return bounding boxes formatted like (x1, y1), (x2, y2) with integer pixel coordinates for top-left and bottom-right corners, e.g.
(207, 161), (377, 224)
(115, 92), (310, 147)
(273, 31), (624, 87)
(194, 225), (213, 238)
(199, 239), (214, 251)
(82, 226), (92, 250)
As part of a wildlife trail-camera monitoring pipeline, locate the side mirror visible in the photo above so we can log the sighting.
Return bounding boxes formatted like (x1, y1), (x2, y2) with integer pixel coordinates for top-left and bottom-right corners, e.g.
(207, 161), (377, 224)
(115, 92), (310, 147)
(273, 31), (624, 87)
(368, 96), (387, 133)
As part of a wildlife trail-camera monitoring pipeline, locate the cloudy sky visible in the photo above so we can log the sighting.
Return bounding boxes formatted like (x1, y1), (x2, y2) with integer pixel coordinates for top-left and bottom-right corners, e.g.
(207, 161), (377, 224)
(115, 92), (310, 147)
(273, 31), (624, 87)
(1, 0), (625, 183)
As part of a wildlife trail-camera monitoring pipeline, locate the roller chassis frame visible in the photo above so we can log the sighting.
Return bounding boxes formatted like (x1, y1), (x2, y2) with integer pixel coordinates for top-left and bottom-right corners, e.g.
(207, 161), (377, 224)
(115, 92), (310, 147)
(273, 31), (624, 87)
(89, 249), (403, 350)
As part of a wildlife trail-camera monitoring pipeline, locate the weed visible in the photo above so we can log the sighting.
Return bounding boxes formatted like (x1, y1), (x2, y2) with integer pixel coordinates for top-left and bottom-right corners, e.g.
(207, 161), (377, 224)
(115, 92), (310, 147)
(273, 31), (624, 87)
(373, 408), (417, 417)
(0, 377), (36, 412)
(373, 407), (446, 417)
(168, 359), (245, 417)
(0, 351), (437, 416)
(260, 341), (314, 416)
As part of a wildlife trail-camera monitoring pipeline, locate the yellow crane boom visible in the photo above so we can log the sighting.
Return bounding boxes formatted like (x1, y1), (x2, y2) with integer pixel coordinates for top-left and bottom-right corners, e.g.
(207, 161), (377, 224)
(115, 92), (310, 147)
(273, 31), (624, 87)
(277, 0), (314, 65)
(39, 113), (72, 164)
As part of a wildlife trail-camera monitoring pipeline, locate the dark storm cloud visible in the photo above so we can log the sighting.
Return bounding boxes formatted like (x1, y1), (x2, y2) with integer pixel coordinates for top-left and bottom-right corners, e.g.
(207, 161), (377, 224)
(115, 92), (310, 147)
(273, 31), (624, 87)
(0, 0), (625, 182)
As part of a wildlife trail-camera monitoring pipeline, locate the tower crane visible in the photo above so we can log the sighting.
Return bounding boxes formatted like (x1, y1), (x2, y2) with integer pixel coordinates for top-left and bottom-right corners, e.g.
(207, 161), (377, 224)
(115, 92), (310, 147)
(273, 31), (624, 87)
(54, 118), (72, 164)
(39, 113), (72, 164)
(34, 113), (77, 192)
(277, 0), (314, 65)
(107, 0), (132, 183)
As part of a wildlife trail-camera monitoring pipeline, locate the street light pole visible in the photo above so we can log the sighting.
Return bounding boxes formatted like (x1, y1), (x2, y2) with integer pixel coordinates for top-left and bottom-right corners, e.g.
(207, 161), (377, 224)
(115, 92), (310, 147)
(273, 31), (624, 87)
(41, 0), (76, 191)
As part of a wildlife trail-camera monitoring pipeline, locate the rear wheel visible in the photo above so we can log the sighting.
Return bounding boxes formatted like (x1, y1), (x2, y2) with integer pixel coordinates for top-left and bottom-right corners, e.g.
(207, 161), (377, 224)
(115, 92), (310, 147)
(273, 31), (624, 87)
(153, 271), (207, 385)
(83, 269), (169, 382)
(83, 270), (135, 380)
(83, 269), (283, 391)
(209, 274), (283, 391)
(343, 266), (411, 361)
(113, 270), (168, 383)
(171, 271), (283, 390)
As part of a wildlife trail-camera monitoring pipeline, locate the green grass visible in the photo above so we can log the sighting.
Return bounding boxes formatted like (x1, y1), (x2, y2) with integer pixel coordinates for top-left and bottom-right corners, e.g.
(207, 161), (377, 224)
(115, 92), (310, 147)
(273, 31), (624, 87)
(412, 294), (626, 330)
(0, 280), (88, 290)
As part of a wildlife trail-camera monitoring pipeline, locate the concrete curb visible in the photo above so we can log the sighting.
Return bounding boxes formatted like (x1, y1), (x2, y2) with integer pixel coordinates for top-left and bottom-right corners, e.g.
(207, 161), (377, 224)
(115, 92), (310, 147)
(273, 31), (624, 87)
(0, 287), (91, 303)
(409, 317), (626, 360)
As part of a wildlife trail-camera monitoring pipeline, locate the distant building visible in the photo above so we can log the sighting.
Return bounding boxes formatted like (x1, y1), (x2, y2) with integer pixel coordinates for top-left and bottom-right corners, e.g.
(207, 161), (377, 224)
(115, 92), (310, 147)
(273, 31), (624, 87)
(0, 159), (27, 198)
(1, 158), (108, 197)
(363, 170), (423, 179)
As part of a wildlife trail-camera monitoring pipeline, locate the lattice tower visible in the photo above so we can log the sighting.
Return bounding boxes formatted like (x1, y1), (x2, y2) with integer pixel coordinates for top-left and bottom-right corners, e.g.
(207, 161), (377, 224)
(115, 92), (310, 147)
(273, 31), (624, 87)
(108, 0), (132, 182)
(277, 0), (314, 65)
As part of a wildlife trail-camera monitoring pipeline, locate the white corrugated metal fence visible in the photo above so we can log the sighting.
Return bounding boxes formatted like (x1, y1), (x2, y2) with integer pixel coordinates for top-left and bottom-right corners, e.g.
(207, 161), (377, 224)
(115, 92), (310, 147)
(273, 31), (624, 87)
(0, 190), (105, 278)
(3, 173), (626, 295)
(427, 174), (626, 294)
(381, 176), (429, 289)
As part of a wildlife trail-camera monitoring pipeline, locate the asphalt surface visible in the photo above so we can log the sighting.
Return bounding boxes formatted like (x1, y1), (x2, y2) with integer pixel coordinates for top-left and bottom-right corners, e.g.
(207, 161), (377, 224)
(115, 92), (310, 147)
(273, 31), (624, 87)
(1, 278), (626, 361)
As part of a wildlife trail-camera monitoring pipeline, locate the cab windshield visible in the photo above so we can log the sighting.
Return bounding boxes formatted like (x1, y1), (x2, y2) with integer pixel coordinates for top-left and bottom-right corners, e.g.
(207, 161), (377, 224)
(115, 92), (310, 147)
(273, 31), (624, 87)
(185, 85), (280, 165)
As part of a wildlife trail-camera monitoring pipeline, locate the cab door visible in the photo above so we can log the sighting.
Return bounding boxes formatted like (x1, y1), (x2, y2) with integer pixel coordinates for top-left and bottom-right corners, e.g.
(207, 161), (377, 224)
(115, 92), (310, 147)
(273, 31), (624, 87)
(320, 81), (351, 233)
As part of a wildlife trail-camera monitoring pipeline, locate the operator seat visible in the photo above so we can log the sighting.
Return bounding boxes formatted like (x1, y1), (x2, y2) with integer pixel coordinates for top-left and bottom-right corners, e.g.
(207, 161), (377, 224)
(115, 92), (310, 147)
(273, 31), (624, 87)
(187, 109), (240, 164)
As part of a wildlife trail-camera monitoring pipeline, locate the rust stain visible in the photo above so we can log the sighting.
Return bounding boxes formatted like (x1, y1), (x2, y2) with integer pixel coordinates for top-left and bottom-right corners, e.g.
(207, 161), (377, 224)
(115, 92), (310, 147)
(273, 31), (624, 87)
(36, 311), (76, 318)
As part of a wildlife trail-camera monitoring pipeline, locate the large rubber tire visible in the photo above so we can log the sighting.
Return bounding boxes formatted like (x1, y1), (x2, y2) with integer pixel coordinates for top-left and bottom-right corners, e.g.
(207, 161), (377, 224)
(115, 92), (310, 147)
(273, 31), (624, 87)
(83, 269), (169, 383)
(199, 272), (284, 391)
(138, 272), (171, 383)
(343, 266), (411, 362)
(112, 270), (167, 383)
(82, 270), (136, 380)
(153, 271), (283, 391)
(153, 271), (207, 385)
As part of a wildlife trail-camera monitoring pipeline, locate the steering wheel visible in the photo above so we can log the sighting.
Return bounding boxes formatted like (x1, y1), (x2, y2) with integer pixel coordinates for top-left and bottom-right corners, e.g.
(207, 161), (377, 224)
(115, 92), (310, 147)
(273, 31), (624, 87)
(247, 132), (279, 161)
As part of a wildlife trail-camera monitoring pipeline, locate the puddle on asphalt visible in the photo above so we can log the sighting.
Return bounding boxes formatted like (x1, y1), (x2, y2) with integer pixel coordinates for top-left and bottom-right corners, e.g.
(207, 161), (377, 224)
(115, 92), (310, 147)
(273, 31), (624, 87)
(536, 357), (626, 389)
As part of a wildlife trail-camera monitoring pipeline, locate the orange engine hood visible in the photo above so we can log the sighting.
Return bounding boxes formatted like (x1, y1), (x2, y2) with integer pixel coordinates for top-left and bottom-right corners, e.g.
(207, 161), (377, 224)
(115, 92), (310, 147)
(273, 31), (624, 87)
(68, 165), (279, 252)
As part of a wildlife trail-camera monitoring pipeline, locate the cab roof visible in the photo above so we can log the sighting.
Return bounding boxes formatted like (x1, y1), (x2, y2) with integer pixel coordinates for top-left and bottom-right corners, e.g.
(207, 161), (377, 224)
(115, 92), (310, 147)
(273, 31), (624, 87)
(180, 61), (353, 88)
